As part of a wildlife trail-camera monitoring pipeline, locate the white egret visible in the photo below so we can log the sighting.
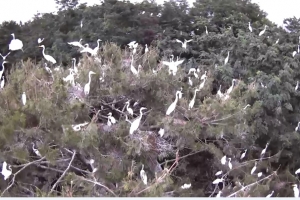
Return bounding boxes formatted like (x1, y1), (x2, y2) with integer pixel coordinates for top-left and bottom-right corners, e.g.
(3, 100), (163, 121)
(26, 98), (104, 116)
(293, 51), (297, 57)
(259, 25), (267, 36)
(130, 55), (139, 75)
(68, 38), (83, 48)
(215, 170), (223, 176)
(199, 76), (207, 90)
(9, 33), (23, 51)
(298, 45), (300, 54)
(188, 88), (199, 110)
(212, 178), (223, 184)
(217, 85), (224, 98)
(91, 39), (102, 56)
(72, 122), (89, 131)
(0, 61), (8, 79)
(228, 158), (232, 169)
(37, 38), (44, 44)
(221, 155), (227, 165)
(188, 77), (193, 86)
(22, 92), (26, 106)
(250, 161), (257, 175)
(132, 43), (138, 54)
(205, 26), (208, 35)
(80, 20), (83, 28)
(226, 79), (236, 95)
(1, 161), (12, 180)
(72, 58), (78, 74)
(275, 39), (279, 44)
(32, 143), (42, 157)
(295, 122), (300, 131)
(125, 100), (134, 116)
(128, 41), (137, 49)
(224, 51), (230, 65)
(181, 183), (191, 189)
(293, 184), (299, 197)
(158, 128), (165, 137)
(166, 90), (182, 116)
(39, 45), (56, 64)
(0, 52), (11, 60)
(248, 22), (252, 32)
(63, 69), (75, 86)
(145, 44), (149, 54)
(296, 81), (299, 91)
(240, 149), (247, 160)
(295, 168), (300, 174)
(107, 112), (117, 126)
(84, 71), (96, 95)
(175, 38), (193, 49)
(200, 71), (207, 80)
(261, 142), (269, 156)
(140, 164), (147, 185)
(216, 191), (222, 197)
(188, 68), (199, 78)
(162, 56), (184, 76)
(129, 107), (147, 134)
(266, 191), (274, 198)
(80, 44), (94, 54)
(0, 76), (4, 89)
(257, 172), (263, 177)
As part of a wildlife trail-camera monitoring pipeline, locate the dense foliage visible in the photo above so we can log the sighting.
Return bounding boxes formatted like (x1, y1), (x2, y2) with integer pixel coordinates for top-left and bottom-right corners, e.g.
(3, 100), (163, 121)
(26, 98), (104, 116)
(0, 0), (300, 197)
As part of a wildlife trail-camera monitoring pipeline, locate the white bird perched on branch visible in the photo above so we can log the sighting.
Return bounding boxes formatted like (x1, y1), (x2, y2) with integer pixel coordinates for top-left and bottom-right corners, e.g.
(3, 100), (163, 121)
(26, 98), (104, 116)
(32, 142), (42, 157)
(293, 184), (299, 197)
(72, 58), (78, 74)
(80, 44), (94, 55)
(22, 92), (26, 106)
(72, 122), (89, 131)
(295, 122), (300, 132)
(266, 190), (274, 198)
(129, 107), (147, 134)
(44, 63), (52, 74)
(200, 71), (207, 80)
(205, 26), (208, 35)
(199, 76), (207, 90)
(250, 161), (257, 175)
(84, 71), (96, 95)
(217, 85), (224, 99)
(224, 51), (230, 65)
(226, 79), (236, 95)
(260, 142), (269, 157)
(259, 25), (267, 36)
(296, 81), (299, 91)
(188, 88), (199, 110)
(257, 172), (263, 177)
(215, 170), (222, 176)
(127, 41), (137, 49)
(181, 183), (191, 189)
(140, 164), (147, 185)
(228, 158), (232, 169)
(91, 39), (102, 56)
(295, 168), (300, 174)
(144, 44), (149, 54)
(39, 45), (56, 64)
(158, 128), (164, 137)
(162, 57), (184, 76)
(240, 149), (247, 160)
(1, 161), (12, 180)
(63, 69), (75, 86)
(212, 178), (224, 185)
(0, 52), (11, 60)
(68, 38), (83, 48)
(9, 33), (23, 52)
(175, 38), (193, 49)
(107, 112), (117, 126)
(188, 68), (199, 79)
(37, 38), (44, 44)
(125, 100), (134, 116)
(248, 22), (252, 32)
(166, 90), (182, 115)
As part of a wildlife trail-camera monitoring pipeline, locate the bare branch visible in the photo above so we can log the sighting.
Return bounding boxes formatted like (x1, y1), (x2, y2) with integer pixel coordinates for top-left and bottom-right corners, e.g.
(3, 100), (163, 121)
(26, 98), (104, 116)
(79, 177), (117, 197)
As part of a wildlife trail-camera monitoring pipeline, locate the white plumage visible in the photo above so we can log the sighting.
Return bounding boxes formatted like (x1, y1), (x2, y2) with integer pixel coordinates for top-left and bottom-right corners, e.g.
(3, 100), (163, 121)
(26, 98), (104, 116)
(228, 158), (232, 169)
(68, 39), (83, 48)
(84, 71), (96, 95)
(224, 51), (230, 65)
(166, 91), (182, 115)
(158, 128), (165, 137)
(251, 162), (257, 175)
(216, 191), (222, 197)
(22, 92), (26, 106)
(295, 168), (300, 174)
(181, 183), (191, 189)
(125, 101), (134, 116)
(296, 81), (299, 91)
(129, 107), (147, 134)
(226, 79), (236, 95)
(212, 178), (223, 184)
(257, 172), (263, 177)
(221, 155), (226, 165)
(145, 44), (149, 54)
(107, 112), (117, 126)
(1, 161), (12, 180)
(266, 190), (274, 198)
(215, 170), (223, 176)
(248, 22), (252, 32)
(261, 142), (269, 156)
(39, 45), (56, 64)
(217, 85), (224, 98)
(293, 184), (299, 197)
(0, 76), (4, 89)
(188, 88), (199, 110)
(240, 149), (247, 160)
(37, 38), (44, 44)
(200, 71), (207, 80)
(259, 25), (267, 36)
(140, 164), (147, 185)
(32, 143), (42, 157)
(9, 33), (23, 51)
(175, 38), (193, 49)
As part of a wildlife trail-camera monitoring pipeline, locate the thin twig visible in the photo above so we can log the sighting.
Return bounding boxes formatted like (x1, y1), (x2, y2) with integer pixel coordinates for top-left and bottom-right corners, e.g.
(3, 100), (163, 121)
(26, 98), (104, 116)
(79, 177), (117, 197)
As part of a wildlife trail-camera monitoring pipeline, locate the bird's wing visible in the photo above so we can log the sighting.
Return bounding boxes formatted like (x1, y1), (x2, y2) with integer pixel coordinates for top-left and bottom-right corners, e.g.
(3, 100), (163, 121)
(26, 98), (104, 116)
(186, 39), (193, 42)
(175, 39), (183, 44)
(162, 61), (171, 66)
(175, 59), (184, 65)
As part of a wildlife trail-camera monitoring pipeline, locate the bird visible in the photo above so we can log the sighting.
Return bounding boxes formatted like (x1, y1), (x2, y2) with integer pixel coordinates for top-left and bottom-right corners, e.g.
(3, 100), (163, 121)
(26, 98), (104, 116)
(166, 90), (182, 115)
(251, 161), (257, 175)
(32, 143), (42, 157)
(84, 71), (96, 95)
(212, 178), (224, 184)
(68, 39), (83, 48)
(240, 149), (247, 160)
(140, 164), (147, 185)
(221, 155), (227, 165)
(199, 76), (207, 90)
(200, 71), (207, 80)
(259, 25), (267, 36)
(188, 77), (193, 86)
(215, 170), (223, 176)
(181, 183), (191, 189)
(224, 51), (230, 65)
(216, 191), (222, 197)
(9, 33), (23, 51)
(37, 38), (44, 44)
(205, 26), (208, 35)
(296, 81), (299, 91)
(243, 104), (251, 110)
(145, 44), (149, 54)
(0, 52), (11, 60)
(63, 69), (75, 85)
(295, 168), (300, 174)
(72, 122), (89, 131)
(130, 55), (139, 75)
(72, 58), (78, 74)
(0, 61), (8, 79)
(175, 38), (193, 49)
(91, 39), (102, 56)
(217, 85), (224, 98)
(162, 57), (184, 76)
(107, 112), (117, 126)
(257, 172), (263, 177)
(188, 68), (199, 79)
(266, 191), (274, 198)
(158, 128), (165, 137)
(0, 76), (4, 89)
(80, 44), (94, 54)
(295, 122), (300, 131)
(127, 41), (137, 49)
(125, 100), (134, 116)
(188, 88), (199, 110)
(275, 39), (279, 44)
(226, 79), (236, 95)
(293, 51), (297, 57)
(1, 161), (12, 180)
(248, 22), (252, 32)
(228, 158), (232, 169)
(22, 92), (26, 106)
(129, 107), (147, 134)
(44, 63), (52, 74)
(261, 142), (269, 157)
(39, 45), (56, 64)
(293, 184), (299, 197)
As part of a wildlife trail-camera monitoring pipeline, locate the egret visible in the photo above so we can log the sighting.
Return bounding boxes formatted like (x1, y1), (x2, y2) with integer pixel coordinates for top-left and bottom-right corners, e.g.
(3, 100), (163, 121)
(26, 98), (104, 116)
(1, 161), (12, 180)
(128, 41), (137, 49)
(296, 81), (299, 91)
(130, 55), (139, 75)
(199, 76), (207, 90)
(132, 43), (138, 54)
(257, 172), (263, 177)
(80, 44), (94, 54)
(293, 51), (297, 57)
(188, 88), (199, 110)
(39, 45), (56, 64)
(72, 58), (78, 74)
(32, 143), (42, 157)
(125, 100), (134, 116)
(240, 149), (247, 160)
(216, 191), (222, 197)
(175, 38), (193, 49)
(295, 168), (300, 174)
(0, 61), (8, 79)
(129, 107), (147, 134)
(205, 26), (208, 35)
(258, 25), (267, 36)
(295, 122), (300, 131)
(0, 52), (11, 60)
(226, 79), (236, 95)
(162, 58), (184, 76)
(215, 170), (223, 176)
(145, 44), (149, 54)
(228, 158), (232, 169)
(248, 22), (252, 32)
(261, 142), (269, 157)
(166, 90), (182, 115)
(217, 85), (224, 98)
(37, 38), (44, 44)
(84, 71), (96, 95)
(140, 164), (147, 185)
(158, 128), (165, 137)
(293, 184), (299, 197)
(188, 68), (199, 78)
(250, 161), (257, 175)
(107, 112), (117, 126)
(224, 51), (230, 65)
(9, 33), (23, 51)
(72, 122), (89, 131)
(212, 178), (223, 184)
(91, 39), (102, 56)
(181, 183), (191, 189)
(80, 20), (83, 28)
(188, 77), (193, 86)
(200, 71), (207, 80)
(221, 155), (227, 165)
(0, 76), (4, 89)
(63, 69), (75, 86)
(266, 191), (274, 198)
(68, 39), (83, 48)
(22, 92), (26, 106)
